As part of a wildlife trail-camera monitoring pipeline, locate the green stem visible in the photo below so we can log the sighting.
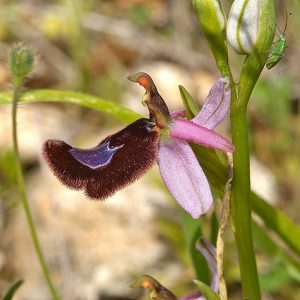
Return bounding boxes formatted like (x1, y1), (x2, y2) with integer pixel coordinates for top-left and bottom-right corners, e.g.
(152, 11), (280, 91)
(12, 87), (60, 300)
(230, 104), (261, 300)
(220, 65), (261, 299)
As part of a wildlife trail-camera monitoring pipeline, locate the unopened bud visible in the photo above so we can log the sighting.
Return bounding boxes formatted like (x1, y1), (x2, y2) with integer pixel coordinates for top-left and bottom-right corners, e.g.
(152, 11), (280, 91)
(8, 43), (34, 87)
(193, 0), (228, 70)
(234, 0), (276, 105)
(226, 0), (271, 55)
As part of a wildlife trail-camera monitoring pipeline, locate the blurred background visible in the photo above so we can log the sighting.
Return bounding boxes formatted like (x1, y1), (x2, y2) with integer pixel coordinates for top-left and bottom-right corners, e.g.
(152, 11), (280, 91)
(0, 0), (300, 299)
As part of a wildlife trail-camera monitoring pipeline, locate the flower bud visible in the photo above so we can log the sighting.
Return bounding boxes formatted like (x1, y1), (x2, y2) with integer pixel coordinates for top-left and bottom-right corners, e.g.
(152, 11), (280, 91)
(8, 43), (34, 87)
(193, 0), (226, 33)
(235, 0), (275, 106)
(193, 0), (228, 70)
(226, 0), (268, 55)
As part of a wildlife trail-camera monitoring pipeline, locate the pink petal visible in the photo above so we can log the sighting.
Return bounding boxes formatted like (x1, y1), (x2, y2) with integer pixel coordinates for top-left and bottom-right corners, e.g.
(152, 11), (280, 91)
(158, 139), (213, 218)
(170, 110), (186, 118)
(192, 77), (231, 129)
(196, 238), (218, 293)
(170, 119), (234, 152)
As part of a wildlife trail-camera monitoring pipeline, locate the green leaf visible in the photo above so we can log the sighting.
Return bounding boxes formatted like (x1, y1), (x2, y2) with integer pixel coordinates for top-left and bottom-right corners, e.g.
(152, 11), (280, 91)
(251, 192), (300, 257)
(181, 210), (210, 284)
(2, 280), (24, 300)
(178, 85), (200, 119)
(253, 221), (300, 283)
(259, 263), (293, 293)
(0, 90), (141, 124)
(193, 280), (220, 300)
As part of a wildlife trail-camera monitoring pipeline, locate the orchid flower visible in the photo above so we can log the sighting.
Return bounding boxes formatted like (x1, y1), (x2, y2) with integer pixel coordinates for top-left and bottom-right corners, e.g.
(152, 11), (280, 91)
(43, 72), (233, 218)
(130, 275), (177, 300)
(131, 239), (218, 300)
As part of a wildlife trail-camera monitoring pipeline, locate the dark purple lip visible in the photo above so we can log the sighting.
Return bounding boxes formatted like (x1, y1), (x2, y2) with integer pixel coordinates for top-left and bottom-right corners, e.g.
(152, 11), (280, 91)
(43, 118), (159, 199)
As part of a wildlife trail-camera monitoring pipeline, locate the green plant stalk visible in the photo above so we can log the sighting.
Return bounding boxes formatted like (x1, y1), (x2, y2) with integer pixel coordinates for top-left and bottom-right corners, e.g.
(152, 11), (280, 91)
(202, 57), (261, 296)
(12, 87), (60, 300)
(204, 1), (276, 294)
(228, 1), (275, 296)
(216, 60), (261, 299)
(230, 102), (261, 300)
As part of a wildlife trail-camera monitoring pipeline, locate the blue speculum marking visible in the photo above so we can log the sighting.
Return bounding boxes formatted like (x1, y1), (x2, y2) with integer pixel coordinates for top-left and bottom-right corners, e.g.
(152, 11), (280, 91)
(69, 141), (123, 169)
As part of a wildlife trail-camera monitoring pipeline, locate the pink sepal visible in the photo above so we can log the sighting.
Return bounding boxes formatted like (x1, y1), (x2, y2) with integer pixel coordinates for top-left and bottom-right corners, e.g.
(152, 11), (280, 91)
(158, 139), (213, 218)
(192, 77), (231, 129)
